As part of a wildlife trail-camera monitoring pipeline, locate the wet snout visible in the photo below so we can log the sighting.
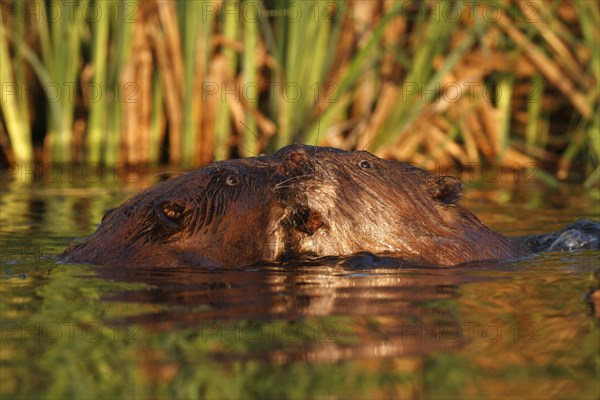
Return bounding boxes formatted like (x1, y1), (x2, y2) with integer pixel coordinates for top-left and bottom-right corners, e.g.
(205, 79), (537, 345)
(274, 144), (315, 178)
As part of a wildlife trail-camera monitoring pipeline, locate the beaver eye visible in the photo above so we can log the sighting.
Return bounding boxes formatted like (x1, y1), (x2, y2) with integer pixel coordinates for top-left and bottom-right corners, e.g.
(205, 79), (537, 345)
(163, 206), (181, 220)
(156, 201), (185, 229)
(358, 160), (372, 169)
(225, 174), (240, 186)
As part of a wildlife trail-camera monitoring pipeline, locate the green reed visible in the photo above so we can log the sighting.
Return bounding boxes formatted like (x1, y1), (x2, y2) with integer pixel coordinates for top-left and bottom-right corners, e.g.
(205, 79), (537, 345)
(268, 0), (347, 148)
(240, 2), (258, 156)
(213, 0), (238, 161)
(376, 13), (485, 151)
(178, 1), (202, 166)
(0, 0), (597, 186)
(86, 1), (110, 163)
(0, 1), (33, 164)
(149, 69), (164, 165)
(37, 0), (87, 162)
(575, 1), (600, 188)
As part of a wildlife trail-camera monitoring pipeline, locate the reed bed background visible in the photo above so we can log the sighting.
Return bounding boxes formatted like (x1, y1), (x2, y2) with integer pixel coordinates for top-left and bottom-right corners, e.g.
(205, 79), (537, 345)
(1, 0), (598, 187)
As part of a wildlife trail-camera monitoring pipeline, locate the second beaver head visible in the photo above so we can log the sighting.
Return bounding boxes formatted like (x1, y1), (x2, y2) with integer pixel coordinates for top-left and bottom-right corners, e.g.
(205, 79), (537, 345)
(60, 156), (289, 267)
(275, 144), (524, 266)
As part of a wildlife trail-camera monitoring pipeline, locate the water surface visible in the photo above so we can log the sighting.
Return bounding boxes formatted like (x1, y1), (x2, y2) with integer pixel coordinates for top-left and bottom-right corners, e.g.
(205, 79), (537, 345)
(1, 170), (598, 399)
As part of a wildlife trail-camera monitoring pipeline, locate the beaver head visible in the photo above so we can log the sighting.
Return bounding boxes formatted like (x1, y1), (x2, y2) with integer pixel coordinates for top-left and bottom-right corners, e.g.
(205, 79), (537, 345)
(60, 156), (289, 267)
(275, 144), (522, 266)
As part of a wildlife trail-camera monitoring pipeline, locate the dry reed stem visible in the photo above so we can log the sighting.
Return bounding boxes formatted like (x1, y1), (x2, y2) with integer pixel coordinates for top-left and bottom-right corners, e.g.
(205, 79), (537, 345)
(455, 102), (481, 164)
(497, 13), (591, 118)
(194, 20), (210, 165)
(351, 1), (378, 122)
(357, 83), (399, 150)
(148, 24), (180, 163)
(155, 1), (183, 163)
(422, 122), (452, 165)
(227, 81), (247, 141)
(321, 118), (350, 149)
(122, 20), (152, 164)
(501, 147), (534, 167)
(381, 0), (406, 78)
(137, 24), (153, 165)
(429, 119), (467, 162)
(462, 49), (537, 77)
(201, 55), (226, 165)
(477, 102), (501, 157)
(357, 0), (405, 150)
(318, 15), (355, 117)
(521, 1), (585, 85)
(1, 0), (595, 182)
(387, 126), (424, 160)
(467, 110), (494, 160)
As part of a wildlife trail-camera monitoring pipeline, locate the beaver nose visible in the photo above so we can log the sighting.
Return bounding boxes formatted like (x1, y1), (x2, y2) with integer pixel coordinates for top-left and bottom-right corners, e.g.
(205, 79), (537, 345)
(276, 164), (287, 175)
(274, 144), (309, 162)
(288, 151), (306, 164)
(281, 151), (310, 177)
(274, 145), (314, 177)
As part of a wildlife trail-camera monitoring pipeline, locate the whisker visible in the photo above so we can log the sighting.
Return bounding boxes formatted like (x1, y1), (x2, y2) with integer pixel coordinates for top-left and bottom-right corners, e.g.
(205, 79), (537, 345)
(239, 120), (259, 141)
(359, 136), (375, 152)
(275, 174), (314, 189)
(314, 116), (321, 146)
(233, 145), (260, 158)
(209, 156), (220, 171)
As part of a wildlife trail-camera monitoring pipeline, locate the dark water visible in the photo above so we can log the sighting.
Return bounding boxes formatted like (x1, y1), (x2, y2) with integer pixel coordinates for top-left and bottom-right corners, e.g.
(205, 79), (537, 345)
(1, 171), (599, 399)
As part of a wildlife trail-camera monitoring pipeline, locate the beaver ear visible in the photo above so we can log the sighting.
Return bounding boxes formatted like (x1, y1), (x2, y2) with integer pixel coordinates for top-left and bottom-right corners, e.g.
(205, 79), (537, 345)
(430, 176), (463, 204)
(156, 200), (186, 229)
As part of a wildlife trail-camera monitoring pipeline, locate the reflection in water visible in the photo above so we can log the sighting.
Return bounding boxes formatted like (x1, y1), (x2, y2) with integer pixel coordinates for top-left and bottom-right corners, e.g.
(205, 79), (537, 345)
(1, 175), (598, 399)
(95, 256), (498, 362)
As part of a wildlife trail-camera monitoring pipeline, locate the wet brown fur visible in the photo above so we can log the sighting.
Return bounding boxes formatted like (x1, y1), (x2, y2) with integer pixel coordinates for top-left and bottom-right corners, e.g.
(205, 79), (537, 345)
(275, 144), (526, 266)
(61, 145), (527, 268)
(60, 156), (288, 267)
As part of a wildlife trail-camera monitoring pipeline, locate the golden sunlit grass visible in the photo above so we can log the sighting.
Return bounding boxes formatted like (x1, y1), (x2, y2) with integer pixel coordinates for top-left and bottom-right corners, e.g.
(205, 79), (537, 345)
(0, 0), (598, 187)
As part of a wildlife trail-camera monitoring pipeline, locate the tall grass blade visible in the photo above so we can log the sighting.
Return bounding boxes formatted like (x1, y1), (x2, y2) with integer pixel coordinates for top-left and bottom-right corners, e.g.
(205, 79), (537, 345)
(372, 14), (486, 150)
(87, 1), (111, 163)
(213, 1), (239, 160)
(241, 2), (259, 156)
(526, 75), (544, 149)
(0, 9), (33, 164)
(178, 1), (201, 166)
(496, 75), (514, 161)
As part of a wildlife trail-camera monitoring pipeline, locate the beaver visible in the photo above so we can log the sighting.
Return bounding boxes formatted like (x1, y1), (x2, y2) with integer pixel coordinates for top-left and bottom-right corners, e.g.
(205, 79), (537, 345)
(274, 144), (528, 266)
(59, 155), (290, 267)
(60, 144), (597, 268)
